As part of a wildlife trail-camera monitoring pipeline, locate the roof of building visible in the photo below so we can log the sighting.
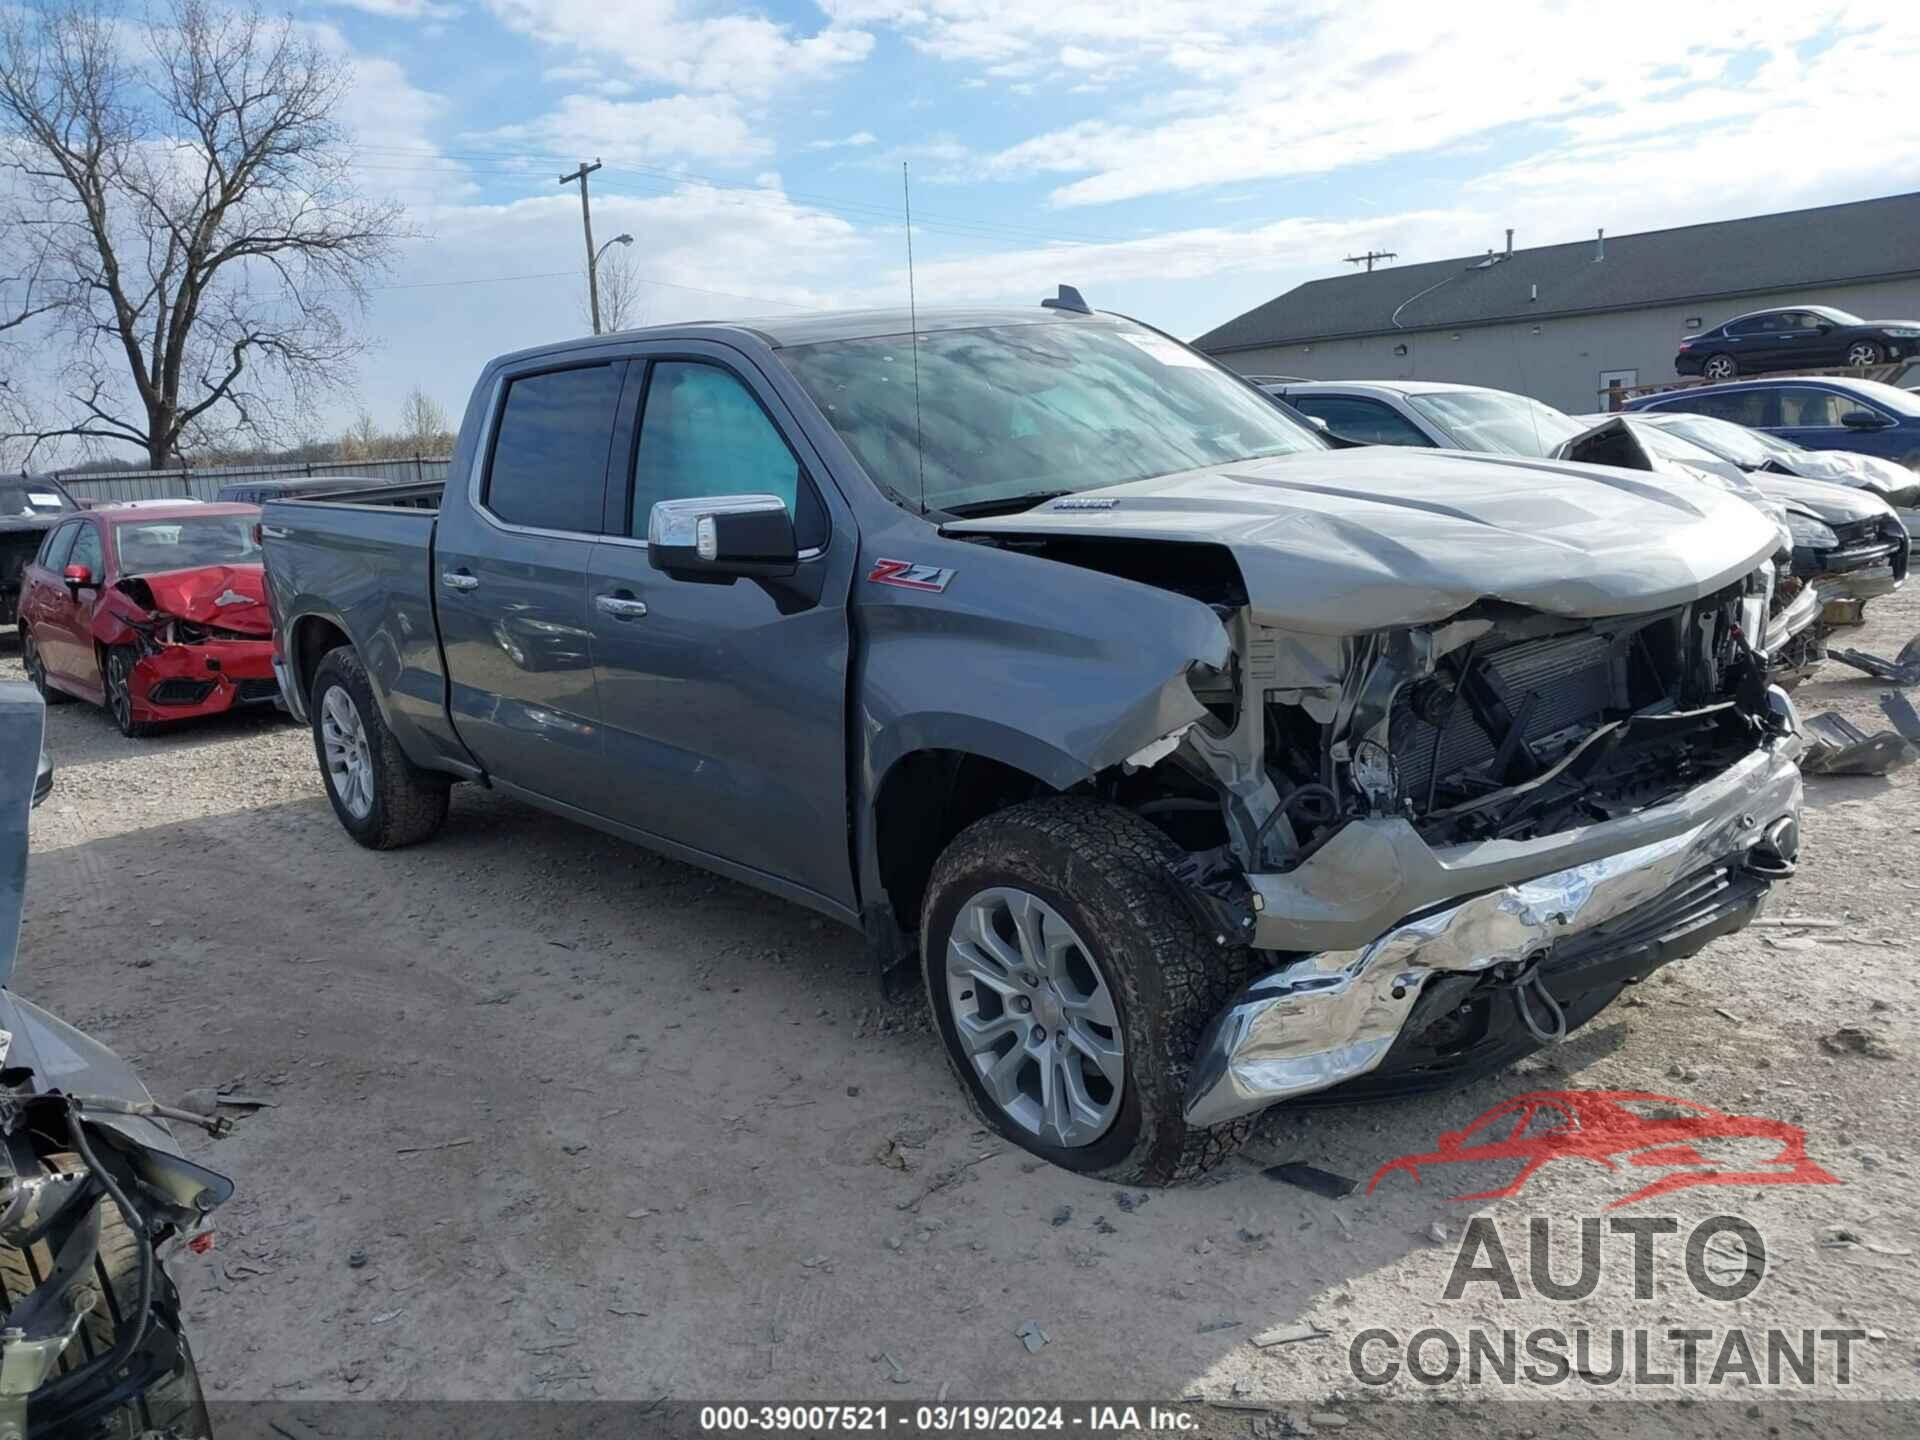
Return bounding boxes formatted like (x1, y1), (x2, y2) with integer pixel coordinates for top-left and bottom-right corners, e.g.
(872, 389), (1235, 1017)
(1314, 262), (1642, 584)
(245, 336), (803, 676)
(1195, 192), (1920, 353)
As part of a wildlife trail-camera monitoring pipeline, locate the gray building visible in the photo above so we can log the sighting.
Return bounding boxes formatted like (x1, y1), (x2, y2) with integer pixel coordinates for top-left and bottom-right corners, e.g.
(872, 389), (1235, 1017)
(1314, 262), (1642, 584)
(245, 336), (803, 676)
(1194, 193), (1920, 414)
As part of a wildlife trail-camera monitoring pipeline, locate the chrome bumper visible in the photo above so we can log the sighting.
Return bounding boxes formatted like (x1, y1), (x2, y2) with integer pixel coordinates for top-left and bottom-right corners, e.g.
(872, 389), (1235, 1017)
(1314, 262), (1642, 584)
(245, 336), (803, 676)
(1184, 743), (1802, 1127)
(1764, 581), (1821, 654)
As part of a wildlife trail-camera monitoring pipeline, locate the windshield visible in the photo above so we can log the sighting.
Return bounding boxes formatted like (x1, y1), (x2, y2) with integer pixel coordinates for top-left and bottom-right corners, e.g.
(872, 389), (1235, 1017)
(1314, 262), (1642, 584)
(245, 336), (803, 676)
(0, 483), (75, 519)
(114, 515), (260, 571)
(1404, 390), (1587, 456)
(777, 321), (1324, 512)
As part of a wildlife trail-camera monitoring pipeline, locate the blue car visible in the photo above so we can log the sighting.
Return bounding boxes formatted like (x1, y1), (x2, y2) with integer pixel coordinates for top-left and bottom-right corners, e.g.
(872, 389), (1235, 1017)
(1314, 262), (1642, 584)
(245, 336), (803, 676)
(1625, 377), (1920, 472)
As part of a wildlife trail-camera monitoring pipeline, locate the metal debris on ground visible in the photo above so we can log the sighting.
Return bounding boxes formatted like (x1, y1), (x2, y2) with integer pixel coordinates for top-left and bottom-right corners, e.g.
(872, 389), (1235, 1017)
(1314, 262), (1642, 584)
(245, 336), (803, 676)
(1798, 710), (1917, 776)
(1263, 1163), (1358, 1198)
(1820, 1025), (1898, 1059)
(1249, 1321), (1330, 1348)
(346, 1247), (368, 1269)
(1015, 1321), (1049, 1353)
(1884, 689), (1920, 742)
(1829, 635), (1920, 686)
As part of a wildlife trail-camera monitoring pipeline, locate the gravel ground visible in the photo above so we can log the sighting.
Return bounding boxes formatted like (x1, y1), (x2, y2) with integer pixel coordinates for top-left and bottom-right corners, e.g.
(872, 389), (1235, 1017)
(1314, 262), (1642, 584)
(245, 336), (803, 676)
(6, 580), (1918, 1438)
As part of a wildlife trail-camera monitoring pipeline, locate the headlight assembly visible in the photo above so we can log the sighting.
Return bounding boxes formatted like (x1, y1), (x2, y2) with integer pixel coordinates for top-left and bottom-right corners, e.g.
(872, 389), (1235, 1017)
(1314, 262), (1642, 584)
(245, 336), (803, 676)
(1785, 513), (1838, 549)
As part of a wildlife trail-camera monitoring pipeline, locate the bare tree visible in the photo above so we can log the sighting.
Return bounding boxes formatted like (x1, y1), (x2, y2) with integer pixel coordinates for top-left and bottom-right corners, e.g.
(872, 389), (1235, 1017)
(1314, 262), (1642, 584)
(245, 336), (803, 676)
(592, 246), (646, 333)
(0, 0), (404, 469)
(398, 384), (448, 450)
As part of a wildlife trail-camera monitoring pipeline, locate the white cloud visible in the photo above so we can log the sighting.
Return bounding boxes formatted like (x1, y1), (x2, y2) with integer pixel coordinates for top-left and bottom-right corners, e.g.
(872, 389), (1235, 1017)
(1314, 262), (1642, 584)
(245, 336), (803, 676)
(807, 129), (879, 150)
(312, 0), (462, 18)
(827, 1), (1905, 210)
(483, 0), (873, 95)
(470, 93), (773, 164)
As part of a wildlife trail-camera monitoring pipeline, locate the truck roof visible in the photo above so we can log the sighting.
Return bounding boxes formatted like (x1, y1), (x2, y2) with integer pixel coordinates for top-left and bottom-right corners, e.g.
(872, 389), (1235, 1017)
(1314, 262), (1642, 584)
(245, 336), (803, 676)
(490, 306), (1103, 368)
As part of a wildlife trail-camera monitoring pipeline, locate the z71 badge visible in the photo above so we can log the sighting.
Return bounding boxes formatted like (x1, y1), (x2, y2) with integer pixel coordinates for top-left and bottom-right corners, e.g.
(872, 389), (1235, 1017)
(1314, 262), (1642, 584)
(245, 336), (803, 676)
(867, 558), (956, 593)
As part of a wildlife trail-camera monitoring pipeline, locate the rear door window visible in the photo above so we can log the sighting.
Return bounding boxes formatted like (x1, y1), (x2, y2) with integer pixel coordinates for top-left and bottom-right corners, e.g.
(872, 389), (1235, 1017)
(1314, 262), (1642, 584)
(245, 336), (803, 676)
(1671, 390), (1774, 426)
(484, 364), (623, 533)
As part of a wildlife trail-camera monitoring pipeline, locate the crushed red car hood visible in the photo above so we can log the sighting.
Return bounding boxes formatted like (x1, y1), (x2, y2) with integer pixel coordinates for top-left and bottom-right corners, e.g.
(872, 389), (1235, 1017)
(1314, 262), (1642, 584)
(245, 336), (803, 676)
(121, 564), (271, 633)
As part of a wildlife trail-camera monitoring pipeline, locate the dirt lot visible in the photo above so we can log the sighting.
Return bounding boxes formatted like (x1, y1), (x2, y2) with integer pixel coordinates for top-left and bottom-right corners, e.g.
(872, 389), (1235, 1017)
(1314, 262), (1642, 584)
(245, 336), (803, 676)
(7, 582), (1919, 1435)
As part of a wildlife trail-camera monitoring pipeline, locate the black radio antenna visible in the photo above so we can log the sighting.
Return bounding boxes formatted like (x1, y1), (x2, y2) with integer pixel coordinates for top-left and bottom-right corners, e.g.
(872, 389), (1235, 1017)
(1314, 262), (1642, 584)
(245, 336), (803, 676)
(903, 161), (928, 515)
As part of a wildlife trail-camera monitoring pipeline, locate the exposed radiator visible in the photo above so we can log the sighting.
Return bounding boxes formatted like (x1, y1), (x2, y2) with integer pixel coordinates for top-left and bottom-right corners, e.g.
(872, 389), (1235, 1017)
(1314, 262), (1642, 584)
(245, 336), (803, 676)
(1391, 630), (1620, 803)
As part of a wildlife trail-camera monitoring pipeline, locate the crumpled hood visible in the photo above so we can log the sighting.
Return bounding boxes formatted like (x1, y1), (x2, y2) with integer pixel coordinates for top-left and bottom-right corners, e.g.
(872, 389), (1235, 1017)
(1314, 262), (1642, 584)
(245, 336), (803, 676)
(120, 564), (271, 633)
(1750, 473), (1897, 524)
(1771, 448), (1920, 504)
(946, 448), (1778, 635)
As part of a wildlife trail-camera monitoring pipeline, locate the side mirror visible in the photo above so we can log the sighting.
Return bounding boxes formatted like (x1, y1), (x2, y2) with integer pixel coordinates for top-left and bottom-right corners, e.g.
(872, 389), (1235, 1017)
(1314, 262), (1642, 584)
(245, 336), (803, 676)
(62, 563), (93, 593)
(648, 495), (798, 580)
(1840, 409), (1891, 430)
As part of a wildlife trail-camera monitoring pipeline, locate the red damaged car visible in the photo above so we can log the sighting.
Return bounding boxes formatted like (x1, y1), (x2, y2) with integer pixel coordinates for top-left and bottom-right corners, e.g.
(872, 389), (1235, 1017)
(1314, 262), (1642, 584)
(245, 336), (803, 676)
(15, 502), (278, 736)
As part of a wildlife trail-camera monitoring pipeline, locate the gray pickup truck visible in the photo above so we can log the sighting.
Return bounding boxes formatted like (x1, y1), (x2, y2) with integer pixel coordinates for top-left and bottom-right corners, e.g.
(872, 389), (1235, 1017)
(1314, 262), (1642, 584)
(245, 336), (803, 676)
(261, 300), (1803, 1184)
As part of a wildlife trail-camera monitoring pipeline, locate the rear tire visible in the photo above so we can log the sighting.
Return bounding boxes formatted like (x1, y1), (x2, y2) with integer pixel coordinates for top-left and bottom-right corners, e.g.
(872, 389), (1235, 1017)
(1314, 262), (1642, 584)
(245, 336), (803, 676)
(20, 626), (71, 704)
(922, 798), (1255, 1185)
(310, 646), (450, 849)
(1701, 354), (1737, 381)
(0, 1154), (211, 1440)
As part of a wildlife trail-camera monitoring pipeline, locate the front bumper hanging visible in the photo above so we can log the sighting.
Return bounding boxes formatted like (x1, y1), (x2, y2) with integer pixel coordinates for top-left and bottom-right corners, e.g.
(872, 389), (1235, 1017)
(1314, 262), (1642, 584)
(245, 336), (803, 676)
(1183, 743), (1802, 1127)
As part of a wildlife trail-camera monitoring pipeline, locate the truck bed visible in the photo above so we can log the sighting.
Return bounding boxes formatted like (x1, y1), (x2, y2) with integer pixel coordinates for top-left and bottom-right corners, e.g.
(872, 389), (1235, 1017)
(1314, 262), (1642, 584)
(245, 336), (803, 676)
(260, 481), (475, 777)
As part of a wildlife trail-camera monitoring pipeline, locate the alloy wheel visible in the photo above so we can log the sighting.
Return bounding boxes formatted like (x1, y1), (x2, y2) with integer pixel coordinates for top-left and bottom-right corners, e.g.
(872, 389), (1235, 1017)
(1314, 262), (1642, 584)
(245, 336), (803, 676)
(945, 887), (1124, 1148)
(107, 650), (134, 732)
(1847, 342), (1880, 368)
(1703, 356), (1735, 380)
(21, 631), (45, 695)
(320, 685), (375, 819)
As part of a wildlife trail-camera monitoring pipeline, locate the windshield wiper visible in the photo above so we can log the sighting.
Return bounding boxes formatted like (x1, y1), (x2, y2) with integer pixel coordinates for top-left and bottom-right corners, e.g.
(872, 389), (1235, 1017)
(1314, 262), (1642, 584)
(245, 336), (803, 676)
(942, 490), (1075, 519)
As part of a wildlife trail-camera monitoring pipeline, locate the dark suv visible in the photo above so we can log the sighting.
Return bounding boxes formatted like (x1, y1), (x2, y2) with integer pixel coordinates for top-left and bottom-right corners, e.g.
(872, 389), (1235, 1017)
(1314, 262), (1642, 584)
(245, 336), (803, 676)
(1626, 377), (1920, 471)
(1676, 306), (1920, 380)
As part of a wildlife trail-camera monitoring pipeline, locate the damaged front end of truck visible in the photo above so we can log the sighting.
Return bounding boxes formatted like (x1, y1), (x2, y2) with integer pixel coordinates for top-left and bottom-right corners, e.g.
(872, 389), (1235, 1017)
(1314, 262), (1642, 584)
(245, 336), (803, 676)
(1169, 587), (1799, 1123)
(948, 448), (1803, 1127)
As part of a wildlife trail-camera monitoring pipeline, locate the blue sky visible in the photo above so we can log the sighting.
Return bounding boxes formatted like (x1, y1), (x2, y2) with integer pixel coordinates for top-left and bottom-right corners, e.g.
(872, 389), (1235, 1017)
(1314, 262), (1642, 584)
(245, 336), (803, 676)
(283, 0), (1918, 434)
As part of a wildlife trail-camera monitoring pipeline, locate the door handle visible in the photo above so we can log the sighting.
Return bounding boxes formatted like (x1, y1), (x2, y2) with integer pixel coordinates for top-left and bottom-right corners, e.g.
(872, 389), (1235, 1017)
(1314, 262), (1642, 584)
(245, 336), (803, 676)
(442, 570), (480, 591)
(260, 524), (290, 539)
(595, 593), (648, 620)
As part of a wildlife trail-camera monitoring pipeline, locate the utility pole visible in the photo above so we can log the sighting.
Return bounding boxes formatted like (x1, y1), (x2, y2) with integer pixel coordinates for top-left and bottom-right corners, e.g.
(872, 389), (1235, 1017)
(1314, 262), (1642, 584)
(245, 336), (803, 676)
(1343, 250), (1397, 272)
(560, 159), (604, 334)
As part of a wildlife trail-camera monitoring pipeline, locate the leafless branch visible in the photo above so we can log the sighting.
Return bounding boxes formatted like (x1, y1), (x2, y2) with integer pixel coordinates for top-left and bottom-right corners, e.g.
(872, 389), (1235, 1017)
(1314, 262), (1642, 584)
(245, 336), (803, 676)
(0, 0), (406, 467)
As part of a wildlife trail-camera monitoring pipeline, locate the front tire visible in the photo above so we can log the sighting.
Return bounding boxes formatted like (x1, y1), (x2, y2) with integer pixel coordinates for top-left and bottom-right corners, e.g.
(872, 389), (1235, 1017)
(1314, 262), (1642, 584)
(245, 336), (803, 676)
(1846, 340), (1884, 368)
(922, 798), (1255, 1185)
(310, 646), (449, 849)
(1701, 353), (1738, 381)
(104, 646), (155, 737)
(20, 626), (71, 704)
(0, 1154), (211, 1439)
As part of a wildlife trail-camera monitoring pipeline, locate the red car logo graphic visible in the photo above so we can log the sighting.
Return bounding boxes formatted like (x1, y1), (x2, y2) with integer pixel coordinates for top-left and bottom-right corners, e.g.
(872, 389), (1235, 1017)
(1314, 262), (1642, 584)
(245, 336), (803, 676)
(1367, 1090), (1840, 1210)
